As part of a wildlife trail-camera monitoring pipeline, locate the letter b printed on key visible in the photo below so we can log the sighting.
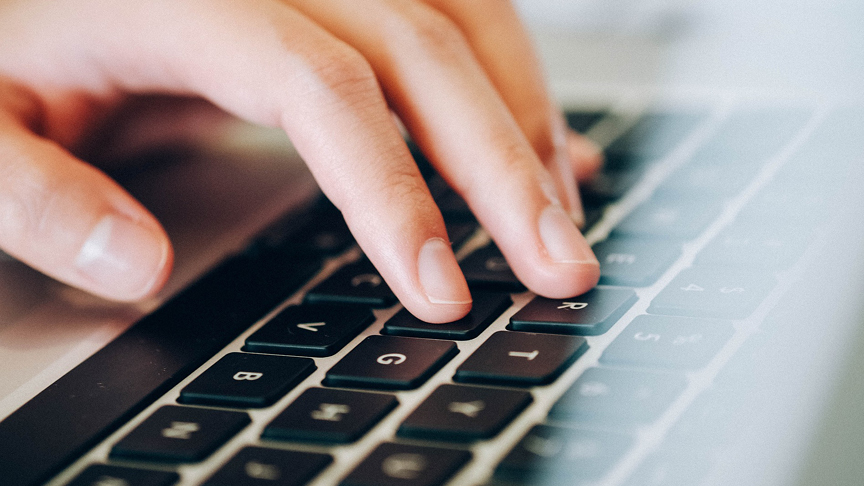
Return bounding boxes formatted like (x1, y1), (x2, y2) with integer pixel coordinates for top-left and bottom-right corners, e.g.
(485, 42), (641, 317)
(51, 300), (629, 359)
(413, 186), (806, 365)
(233, 371), (264, 381)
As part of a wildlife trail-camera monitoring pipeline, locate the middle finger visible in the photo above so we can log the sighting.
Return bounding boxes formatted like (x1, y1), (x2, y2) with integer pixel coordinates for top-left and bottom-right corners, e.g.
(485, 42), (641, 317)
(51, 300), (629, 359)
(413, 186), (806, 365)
(286, 0), (600, 298)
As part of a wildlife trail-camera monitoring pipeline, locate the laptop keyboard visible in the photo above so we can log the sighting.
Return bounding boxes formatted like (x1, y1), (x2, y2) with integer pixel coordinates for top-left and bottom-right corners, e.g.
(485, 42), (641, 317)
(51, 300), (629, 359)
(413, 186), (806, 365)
(2, 102), (856, 486)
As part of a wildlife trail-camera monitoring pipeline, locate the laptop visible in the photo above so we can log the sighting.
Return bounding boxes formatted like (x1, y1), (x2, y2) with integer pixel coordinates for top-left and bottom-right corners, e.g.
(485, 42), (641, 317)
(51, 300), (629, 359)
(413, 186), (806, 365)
(2, 1), (863, 485)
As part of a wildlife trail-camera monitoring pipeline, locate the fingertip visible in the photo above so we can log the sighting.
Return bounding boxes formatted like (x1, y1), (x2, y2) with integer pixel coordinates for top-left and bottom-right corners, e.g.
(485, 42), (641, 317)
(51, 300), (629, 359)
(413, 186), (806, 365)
(408, 236), (472, 323)
(407, 299), (473, 325)
(74, 214), (173, 301)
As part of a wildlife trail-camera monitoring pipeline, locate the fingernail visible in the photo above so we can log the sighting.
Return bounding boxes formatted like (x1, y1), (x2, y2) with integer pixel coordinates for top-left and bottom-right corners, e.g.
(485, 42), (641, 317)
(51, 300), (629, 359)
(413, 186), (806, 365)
(75, 215), (169, 299)
(418, 237), (472, 305)
(539, 205), (598, 264)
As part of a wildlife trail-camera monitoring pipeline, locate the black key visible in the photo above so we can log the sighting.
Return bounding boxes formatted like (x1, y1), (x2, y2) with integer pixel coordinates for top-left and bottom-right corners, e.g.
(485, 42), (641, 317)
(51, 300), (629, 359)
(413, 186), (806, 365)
(203, 446), (332, 486)
(324, 335), (458, 390)
(622, 449), (713, 486)
(649, 268), (776, 319)
(252, 200), (354, 258)
(67, 465), (179, 486)
(436, 188), (474, 222)
(424, 173), (475, 222)
(600, 315), (733, 370)
(244, 305), (374, 357)
(263, 387), (398, 443)
(110, 405), (250, 463)
(734, 182), (827, 228)
(565, 110), (606, 133)
(398, 384), (532, 442)
(454, 331), (588, 387)
(689, 108), (811, 164)
(580, 168), (643, 203)
(460, 244), (526, 292)
(341, 443), (471, 486)
(509, 288), (636, 336)
(593, 239), (681, 287)
(446, 219), (479, 250)
(305, 258), (396, 308)
(178, 353), (315, 408)
(383, 291), (511, 340)
(0, 251), (320, 486)
(654, 160), (763, 199)
(612, 196), (723, 240)
(695, 225), (809, 271)
(550, 368), (687, 427)
(602, 152), (654, 172)
(494, 425), (631, 484)
(582, 204), (606, 232)
(606, 111), (705, 159)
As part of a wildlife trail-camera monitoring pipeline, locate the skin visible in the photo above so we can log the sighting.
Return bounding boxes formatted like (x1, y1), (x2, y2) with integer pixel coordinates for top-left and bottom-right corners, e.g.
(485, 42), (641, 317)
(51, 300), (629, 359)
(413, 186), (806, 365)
(0, 0), (602, 323)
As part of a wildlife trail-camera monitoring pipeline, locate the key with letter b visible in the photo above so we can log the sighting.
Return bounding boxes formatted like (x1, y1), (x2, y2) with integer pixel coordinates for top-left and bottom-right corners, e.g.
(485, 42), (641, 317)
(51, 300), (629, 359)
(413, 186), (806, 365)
(179, 353), (315, 408)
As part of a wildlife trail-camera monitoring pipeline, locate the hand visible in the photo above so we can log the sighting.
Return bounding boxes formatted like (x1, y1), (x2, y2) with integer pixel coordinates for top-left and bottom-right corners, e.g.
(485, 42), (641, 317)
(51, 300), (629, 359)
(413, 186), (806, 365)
(0, 0), (601, 323)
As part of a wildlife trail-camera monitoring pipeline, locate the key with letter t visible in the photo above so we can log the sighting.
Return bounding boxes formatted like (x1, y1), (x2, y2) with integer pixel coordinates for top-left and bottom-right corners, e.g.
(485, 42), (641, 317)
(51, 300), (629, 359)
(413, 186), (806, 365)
(455, 331), (588, 386)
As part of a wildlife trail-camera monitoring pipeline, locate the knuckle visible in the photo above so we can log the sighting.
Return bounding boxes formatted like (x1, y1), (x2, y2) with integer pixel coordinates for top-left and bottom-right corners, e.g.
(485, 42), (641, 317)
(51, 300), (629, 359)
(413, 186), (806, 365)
(0, 155), (56, 246)
(389, 8), (469, 60)
(377, 163), (431, 211)
(302, 46), (379, 102)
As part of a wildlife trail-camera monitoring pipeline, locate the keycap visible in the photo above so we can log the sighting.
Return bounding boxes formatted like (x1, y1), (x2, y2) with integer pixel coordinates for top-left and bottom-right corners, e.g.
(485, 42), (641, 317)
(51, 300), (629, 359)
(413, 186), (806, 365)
(494, 424), (632, 484)
(67, 465), (179, 486)
(460, 244), (526, 292)
(251, 200), (354, 258)
(734, 180), (828, 228)
(454, 331), (588, 387)
(605, 111), (706, 159)
(648, 267), (776, 319)
(324, 335), (458, 390)
(423, 173), (476, 223)
(580, 168), (643, 203)
(612, 196), (723, 240)
(202, 447), (332, 486)
(244, 304), (374, 357)
(654, 160), (762, 198)
(178, 353), (315, 408)
(622, 449), (713, 486)
(689, 108), (811, 164)
(695, 225), (809, 272)
(263, 387), (398, 443)
(600, 315), (733, 370)
(305, 258), (396, 308)
(565, 110), (607, 133)
(549, 367), (687, 427)
(398, 384), (532, 442)
(446, 219), (479, 250)
(593, 238), (681, 287)
(0, 251), (320, 486)
(110, 405), (250, 463)
(509, 288), (636, 336)
(582, 203), (606, 232)
(602, 152), (654, 172)
(383, 291), (511, 340)
(341, 443), (471, 486)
